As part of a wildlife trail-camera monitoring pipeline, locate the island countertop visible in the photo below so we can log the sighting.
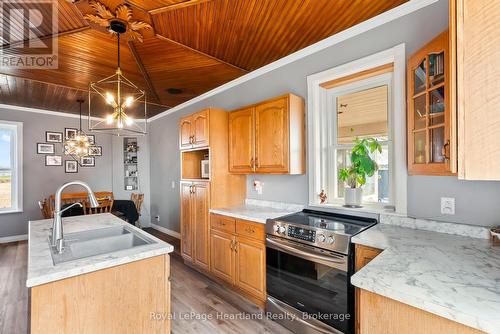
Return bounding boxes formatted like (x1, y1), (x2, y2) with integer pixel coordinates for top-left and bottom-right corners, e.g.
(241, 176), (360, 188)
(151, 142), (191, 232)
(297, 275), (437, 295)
(27, 213), (174, 287)
(351, 223), (500, 334)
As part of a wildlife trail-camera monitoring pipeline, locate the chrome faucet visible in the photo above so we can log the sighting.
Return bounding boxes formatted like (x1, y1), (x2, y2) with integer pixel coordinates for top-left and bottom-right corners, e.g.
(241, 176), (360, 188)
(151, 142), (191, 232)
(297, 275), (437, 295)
(50, 181), (99, 253)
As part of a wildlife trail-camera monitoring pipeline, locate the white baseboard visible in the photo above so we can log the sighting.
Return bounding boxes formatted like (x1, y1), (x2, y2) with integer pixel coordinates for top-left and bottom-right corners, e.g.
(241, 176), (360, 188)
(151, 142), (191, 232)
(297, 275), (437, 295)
(0, 234), (28, 243)
(150, 224), (180, 239)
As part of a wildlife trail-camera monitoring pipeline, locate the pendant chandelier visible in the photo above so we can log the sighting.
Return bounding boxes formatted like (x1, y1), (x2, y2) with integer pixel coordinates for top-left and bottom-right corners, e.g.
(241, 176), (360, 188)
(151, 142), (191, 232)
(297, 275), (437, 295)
(64, 99), (91, 163)
(88, 20), (147, 136)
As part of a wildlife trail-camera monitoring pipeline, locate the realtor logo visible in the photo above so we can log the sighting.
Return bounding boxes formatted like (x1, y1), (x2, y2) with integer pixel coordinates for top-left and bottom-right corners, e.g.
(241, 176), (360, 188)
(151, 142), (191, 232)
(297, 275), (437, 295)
(0, 0), (58, 69)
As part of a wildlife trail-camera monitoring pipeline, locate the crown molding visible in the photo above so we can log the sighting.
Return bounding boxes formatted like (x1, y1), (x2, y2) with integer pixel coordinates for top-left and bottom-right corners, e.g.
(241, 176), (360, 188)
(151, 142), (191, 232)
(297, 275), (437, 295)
(148, 0), (438, 122)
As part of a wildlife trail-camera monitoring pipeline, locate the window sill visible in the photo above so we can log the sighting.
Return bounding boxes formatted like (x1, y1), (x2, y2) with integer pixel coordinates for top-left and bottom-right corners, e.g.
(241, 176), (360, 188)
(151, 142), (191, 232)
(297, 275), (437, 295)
(0, 209), (23, 215)
(308, 202), (405, 217)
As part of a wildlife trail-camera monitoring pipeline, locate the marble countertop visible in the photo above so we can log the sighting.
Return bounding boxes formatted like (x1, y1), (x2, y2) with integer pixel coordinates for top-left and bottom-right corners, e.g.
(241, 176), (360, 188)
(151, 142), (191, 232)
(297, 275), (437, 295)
(351, 223), (500, 333)
(209, 199), (303, 224)
(27, 213), (174, 287)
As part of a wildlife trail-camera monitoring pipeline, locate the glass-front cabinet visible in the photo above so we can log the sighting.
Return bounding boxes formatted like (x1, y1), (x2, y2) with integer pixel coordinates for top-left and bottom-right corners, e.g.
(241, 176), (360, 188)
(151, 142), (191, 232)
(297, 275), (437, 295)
(407, 30), (456, 175)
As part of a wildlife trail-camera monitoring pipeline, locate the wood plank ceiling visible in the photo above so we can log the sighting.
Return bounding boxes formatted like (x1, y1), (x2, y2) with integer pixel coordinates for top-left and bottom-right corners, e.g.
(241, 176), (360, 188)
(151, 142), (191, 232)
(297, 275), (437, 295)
(0, 0), (407, 117)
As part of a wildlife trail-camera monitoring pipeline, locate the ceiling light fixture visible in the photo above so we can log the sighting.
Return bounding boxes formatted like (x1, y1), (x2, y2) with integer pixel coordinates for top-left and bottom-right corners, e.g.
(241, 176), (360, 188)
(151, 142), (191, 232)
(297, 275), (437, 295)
(64, 99), (91, 164)
(88, 19), (147, 136)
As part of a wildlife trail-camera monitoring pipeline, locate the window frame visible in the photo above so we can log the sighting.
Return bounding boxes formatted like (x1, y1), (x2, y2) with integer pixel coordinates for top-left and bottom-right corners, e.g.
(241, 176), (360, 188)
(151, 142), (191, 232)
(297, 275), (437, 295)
(0, 120), (23, 214)
(307, 44), (407, 214)
(325, 74), (393, 205)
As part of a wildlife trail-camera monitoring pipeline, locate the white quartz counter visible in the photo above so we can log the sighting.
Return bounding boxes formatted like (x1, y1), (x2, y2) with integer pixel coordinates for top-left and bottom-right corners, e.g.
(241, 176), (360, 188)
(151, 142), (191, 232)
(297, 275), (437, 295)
(27, 213), (174, 287)
(209, 199), (303, 224)
(351, 223), (500, 334)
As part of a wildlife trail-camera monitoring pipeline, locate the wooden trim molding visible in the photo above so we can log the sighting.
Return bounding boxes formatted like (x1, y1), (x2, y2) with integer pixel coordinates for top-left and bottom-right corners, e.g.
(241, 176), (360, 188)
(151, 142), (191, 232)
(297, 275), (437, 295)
(149, 0), (213, 15)
(320, 63), (394, 89)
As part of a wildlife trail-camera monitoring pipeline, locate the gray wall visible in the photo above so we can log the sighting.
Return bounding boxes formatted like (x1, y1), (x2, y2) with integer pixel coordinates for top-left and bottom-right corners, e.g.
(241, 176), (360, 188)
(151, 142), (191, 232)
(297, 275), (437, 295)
(148, 0), (498, 231)
(0, 107), (113, 237)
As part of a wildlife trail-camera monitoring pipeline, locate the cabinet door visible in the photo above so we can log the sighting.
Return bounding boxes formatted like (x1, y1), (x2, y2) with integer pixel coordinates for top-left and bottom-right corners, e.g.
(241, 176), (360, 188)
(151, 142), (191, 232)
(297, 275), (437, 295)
(228, 107), (255, 173)
(456, 0), (500, 180)
(180, 182), (194, 262)
(179, 116), (193, 150)
(407, 30), (454, 175)
(192, 109), (209, 148)
(192, 182), (210, 271)
(235, 236), (266, 300)
(255, 97), (289, 173)
(210, 230), (235, 284)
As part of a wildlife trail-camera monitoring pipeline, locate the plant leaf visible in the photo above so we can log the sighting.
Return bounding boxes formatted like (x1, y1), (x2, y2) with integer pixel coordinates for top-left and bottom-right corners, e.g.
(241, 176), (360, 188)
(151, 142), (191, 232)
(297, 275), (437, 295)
(89, 1), (113, 19)
(83, 14), (109, 28)
(129, 21), (152, 31)
(115, 4), (132, 22)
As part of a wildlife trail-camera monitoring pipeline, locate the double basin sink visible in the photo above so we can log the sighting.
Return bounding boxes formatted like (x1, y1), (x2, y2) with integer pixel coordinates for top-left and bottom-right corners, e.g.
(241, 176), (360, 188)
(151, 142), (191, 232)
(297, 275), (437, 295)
(50, 225), (155, 265)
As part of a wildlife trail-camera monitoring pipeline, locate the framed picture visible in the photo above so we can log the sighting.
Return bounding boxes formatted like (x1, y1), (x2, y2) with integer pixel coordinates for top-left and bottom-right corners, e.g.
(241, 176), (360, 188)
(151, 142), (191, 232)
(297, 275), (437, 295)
(65, 160), (78, 173)
(87, 135), (96, 145)
(65, 128), (78, 140)
(81, 156), (95, 167)
(37, 143), (55, 154)
(88, 146), (102, 156)
(45, 155), (62, 166)
(46, 131), (63, 143)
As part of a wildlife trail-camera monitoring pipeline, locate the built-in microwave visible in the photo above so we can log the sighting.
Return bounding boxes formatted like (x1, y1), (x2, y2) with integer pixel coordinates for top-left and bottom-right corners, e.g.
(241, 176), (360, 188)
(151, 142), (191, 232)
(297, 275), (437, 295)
(201, 159), (210, 178)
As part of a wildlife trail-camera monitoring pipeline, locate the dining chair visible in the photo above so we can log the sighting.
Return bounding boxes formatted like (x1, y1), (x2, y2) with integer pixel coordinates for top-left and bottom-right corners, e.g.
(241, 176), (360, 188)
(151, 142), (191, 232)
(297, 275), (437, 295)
(130, 193), (144, 228)
(83, 199), (114, 215)
(38, 198), (53, 219)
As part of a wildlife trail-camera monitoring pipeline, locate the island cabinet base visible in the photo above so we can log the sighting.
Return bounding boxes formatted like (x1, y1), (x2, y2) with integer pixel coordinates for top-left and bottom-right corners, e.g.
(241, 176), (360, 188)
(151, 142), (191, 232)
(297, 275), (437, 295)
(30, 255), (171, 334)
(358, 289), (484, 334)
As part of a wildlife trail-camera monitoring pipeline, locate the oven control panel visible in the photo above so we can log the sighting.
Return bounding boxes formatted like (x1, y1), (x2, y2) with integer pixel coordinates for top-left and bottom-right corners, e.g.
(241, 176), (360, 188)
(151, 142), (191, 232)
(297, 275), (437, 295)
(287, 226), (316, 242)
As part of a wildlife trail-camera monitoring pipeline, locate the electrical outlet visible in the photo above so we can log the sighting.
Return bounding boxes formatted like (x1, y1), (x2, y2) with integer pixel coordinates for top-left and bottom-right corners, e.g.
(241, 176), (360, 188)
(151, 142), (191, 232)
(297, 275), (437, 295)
(253, 180), (263, 195)
(155, 216), (160, 222)
(441, 197), (455, 215)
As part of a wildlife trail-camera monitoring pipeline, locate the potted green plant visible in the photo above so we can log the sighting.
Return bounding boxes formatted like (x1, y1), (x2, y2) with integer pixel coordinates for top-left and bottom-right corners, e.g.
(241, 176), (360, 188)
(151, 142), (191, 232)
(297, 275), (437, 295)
(339, 137), (382, 207)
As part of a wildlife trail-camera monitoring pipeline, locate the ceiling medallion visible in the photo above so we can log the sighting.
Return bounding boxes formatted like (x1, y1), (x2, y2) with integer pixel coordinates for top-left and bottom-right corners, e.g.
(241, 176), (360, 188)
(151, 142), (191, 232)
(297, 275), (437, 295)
(88, 16), (147, 136)
(84, 1), (152, 42)
(64, 99), (91, 164)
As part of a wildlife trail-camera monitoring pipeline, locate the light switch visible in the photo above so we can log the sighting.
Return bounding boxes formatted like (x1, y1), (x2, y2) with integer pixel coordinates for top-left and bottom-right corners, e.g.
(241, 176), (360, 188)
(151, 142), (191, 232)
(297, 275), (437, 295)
(171, 181), (175, 189)
(440, 197), (455, 215)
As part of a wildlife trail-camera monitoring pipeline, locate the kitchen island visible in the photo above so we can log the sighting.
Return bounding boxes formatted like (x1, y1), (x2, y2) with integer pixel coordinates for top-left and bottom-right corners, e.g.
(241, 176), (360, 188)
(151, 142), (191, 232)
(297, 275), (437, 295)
(27, 213), (174, 334)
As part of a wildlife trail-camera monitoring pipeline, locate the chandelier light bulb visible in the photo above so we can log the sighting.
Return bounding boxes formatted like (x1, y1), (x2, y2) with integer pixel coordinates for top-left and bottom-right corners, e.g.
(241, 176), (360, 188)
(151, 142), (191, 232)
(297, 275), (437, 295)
(124, 96), (134, 107)
(106, 92), (115, 105)
(106, 114), (114, 124)
(125, 116), (134, 126)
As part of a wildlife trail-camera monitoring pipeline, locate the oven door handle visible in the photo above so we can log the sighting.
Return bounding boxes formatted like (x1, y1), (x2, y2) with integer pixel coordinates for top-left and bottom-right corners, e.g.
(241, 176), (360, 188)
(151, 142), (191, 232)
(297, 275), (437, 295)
(266, 237), (347, 272)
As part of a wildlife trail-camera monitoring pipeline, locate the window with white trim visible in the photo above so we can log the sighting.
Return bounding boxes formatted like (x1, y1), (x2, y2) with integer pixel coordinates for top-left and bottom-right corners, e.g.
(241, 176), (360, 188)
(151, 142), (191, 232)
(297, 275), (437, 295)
(0, 121), (23, 213)
(307, 45), (407, 213)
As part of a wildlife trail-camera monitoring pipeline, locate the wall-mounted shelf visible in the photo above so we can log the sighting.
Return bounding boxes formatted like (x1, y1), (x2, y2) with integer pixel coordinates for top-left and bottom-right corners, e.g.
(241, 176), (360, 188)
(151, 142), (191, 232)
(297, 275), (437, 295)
(123, 137), (138, 191)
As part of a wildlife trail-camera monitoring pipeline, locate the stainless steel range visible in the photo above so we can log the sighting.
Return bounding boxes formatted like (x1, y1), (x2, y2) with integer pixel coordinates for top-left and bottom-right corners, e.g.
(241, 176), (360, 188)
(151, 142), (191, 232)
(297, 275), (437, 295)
(265, 210), (377, 334)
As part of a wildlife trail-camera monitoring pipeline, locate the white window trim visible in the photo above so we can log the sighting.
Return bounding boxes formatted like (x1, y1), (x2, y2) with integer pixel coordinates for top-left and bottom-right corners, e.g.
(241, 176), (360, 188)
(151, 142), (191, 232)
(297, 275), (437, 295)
(0, 120), (23, 214)
(307, 44), (407, 215)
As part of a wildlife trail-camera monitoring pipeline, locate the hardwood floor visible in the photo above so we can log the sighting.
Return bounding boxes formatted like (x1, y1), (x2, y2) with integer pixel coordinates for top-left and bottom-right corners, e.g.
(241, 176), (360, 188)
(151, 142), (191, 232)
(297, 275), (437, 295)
(0, 228), (291, 334)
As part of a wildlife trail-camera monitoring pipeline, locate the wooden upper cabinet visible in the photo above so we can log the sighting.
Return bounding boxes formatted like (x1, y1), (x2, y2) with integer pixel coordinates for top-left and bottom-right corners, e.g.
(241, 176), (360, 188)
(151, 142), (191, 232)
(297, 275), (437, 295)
(192, 182), (210, 271)
(454, 0), (500, 180)
(180, 182), (194, 262)
(407, 30), (456, 175)
(255, 97), (289, 173)
(228, 94), (305, 174)
(192, 110), (209, 148)
(229, 107), (255, 173)
(179, 109), (210, 150)
(179, 116), (193, 150)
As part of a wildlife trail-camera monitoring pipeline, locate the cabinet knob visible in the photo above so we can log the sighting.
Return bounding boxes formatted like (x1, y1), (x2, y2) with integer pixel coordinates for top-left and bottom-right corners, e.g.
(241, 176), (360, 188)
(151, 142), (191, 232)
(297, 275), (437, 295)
(442, 140), (450, 160)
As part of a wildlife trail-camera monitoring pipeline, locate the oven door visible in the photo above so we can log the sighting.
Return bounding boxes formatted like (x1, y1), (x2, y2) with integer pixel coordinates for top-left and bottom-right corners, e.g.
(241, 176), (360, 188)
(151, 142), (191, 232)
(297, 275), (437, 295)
(266, 236), (352, 334)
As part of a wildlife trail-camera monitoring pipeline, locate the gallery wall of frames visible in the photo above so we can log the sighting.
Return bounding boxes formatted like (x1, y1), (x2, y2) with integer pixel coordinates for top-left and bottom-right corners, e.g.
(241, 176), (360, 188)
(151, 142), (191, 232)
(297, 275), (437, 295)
(36, 128), (103, 173)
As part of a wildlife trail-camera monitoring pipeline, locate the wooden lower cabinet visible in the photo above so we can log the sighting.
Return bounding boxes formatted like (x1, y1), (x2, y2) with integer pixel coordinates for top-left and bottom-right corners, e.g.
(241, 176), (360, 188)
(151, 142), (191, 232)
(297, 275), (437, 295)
(210, 230), (235, 284)
(31, 255), (171, 334)
(235, 236), (266, 301)
(180, 181), (210, 271)
(358, 289), (484, 334)
(209, 214), (266, 306)
(354, 244), (383, 334)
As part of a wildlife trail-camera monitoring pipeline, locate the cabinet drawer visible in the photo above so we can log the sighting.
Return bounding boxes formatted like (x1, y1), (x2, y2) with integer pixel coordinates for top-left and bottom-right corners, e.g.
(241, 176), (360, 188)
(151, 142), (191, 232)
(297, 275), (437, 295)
(210, 214), (236, 233)
(235, 219), (265, 241)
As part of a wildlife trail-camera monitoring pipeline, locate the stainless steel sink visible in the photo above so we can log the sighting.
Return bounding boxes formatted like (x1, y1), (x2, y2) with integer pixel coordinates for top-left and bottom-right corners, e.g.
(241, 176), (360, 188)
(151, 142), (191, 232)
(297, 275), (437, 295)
(50, 226), (155, 265)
